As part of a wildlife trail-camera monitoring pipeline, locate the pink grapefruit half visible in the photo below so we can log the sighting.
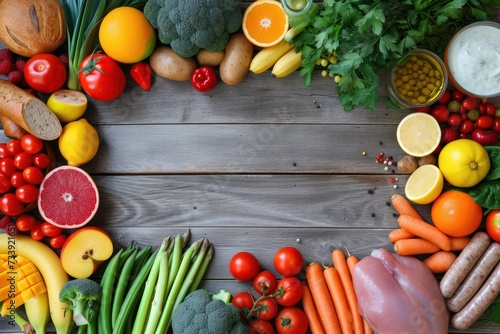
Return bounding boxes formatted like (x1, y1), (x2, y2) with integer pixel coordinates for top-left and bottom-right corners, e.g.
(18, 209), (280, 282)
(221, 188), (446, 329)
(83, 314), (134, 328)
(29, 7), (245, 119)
(37, 165), (99, 229)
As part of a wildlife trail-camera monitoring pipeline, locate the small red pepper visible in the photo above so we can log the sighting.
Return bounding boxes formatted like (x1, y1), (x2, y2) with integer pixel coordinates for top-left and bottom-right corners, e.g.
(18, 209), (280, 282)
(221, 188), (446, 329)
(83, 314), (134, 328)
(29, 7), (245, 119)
(130, 62), (152, 91)
(191, 66), (217, 92)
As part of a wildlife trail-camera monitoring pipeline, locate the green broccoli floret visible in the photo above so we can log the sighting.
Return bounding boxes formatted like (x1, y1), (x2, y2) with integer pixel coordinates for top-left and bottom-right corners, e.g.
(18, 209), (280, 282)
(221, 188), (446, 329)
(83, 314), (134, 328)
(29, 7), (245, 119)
(143, 0), (243, 57)
(59, 278), (101, 326)
(171, 289), (246, 334)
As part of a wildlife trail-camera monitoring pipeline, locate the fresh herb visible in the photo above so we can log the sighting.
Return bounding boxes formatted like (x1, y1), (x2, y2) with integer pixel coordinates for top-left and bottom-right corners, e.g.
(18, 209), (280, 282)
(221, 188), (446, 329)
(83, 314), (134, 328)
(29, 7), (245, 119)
(59, 0), (147, 91)
(466, 146), (500, 211)
(291, 0), (500, 111)
(484, 295), (500, 324)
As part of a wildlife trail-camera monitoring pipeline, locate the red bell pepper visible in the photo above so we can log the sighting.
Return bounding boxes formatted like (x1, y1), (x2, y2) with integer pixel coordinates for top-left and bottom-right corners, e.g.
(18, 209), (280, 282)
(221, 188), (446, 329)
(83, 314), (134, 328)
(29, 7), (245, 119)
(130, 62), (152, 91)
(191, 66), (217, 92)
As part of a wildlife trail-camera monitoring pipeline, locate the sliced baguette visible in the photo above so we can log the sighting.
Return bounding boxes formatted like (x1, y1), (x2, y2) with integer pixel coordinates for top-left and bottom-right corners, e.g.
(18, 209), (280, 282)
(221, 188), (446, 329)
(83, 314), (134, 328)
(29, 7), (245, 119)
(0, 115), (29, 139)
(0, 79), (62, 140)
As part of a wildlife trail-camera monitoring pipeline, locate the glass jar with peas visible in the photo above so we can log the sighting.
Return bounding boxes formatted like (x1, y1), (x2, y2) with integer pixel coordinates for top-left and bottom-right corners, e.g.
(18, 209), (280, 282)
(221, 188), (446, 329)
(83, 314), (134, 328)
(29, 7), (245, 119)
(387, 49), (448, 109)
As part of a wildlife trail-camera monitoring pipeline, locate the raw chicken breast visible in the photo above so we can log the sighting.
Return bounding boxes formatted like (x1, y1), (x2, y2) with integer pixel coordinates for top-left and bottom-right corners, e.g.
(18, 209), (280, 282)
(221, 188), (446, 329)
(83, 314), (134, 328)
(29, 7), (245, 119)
(352, 248), (448, 334)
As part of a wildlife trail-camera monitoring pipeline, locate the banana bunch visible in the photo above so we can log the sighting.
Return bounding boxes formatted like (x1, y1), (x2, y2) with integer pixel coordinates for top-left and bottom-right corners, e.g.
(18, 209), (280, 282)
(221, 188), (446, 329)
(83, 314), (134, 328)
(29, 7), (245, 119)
(249, 39), (302, 78)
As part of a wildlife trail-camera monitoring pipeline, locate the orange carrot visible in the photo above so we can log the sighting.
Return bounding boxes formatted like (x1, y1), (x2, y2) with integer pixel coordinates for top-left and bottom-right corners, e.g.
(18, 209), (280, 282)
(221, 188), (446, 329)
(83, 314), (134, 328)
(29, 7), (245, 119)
(332, 249), (364, 334)
(363, 320), (374, 334)
(423, 251), (458, 274)
(393, 238), (441, 255)
(305, 263), (341, 334)
(324, 267), (354, 334)
(301, 281), (326, 334)
(398, 214), (451, 251)
(388, 228), (416, 243)
(450, 236), (471, 251)
(391, 193), (424, 220)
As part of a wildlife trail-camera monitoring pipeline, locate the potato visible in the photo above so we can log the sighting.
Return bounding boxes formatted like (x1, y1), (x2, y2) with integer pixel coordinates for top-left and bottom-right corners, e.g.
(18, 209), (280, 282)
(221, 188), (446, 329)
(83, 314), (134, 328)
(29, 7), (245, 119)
(149, 46), (197, 81)
(397, 155), (418, 174)
(418, 154), (437, 167)
(196, 49), (225, 67)
(219, 33), (254, 85)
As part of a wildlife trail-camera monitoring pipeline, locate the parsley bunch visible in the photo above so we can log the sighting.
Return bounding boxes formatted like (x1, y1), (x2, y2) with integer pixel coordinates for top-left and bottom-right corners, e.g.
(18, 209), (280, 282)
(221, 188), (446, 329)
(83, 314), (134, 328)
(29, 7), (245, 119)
(292, 0), (500, 111)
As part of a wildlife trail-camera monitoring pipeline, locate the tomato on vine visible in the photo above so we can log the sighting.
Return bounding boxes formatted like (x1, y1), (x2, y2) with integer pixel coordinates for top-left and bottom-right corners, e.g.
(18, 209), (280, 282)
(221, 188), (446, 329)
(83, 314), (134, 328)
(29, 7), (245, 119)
(254, 297), (278, 321)
(229, 251), (260, 282)
(274, 276), (303, 307)
(253, 271), (278, 295)
(248, 318), (274, 334)
(275, 307), (308, 334)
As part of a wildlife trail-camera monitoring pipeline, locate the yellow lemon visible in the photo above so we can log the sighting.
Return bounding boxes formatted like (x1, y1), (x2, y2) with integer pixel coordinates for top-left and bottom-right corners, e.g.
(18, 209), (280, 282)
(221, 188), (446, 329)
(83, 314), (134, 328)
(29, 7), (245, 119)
(47, 89), (88, 123)
(396, 112), (441, 157)
(58, 119), (99, 166)
(405, 164), (444, 204)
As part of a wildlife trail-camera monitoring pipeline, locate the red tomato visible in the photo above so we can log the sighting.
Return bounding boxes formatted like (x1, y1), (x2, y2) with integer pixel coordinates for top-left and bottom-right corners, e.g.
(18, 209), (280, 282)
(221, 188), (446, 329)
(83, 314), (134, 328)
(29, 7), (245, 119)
(10, 171), (27, 188)
(0, 175), (11, 193)
(274, 246), (303, 277)
(30, 222), (45, 241)
(248, 318), (274, 334)
(229, 251), (260, 282)
(15, 214), (36, 232)
(0, 143), (11, 158)
(461, 97), (478, 111)
(253, 271), (278, 295)
(275, 307), (308, 334)
(447, 113), (462, 128)
(22, 166), (44, 185)
(274, 277), (303, 307)
(232, 291), (254, 317)
(0, 158), (17, 177)
(437, 89), (451, 105)
(471, 128), (498, 146)
(255, 297), (278, 321)
(21, 134), (44, 154)
(79, 53), (126, 101)
(430, 104), (450, 124)
(486, 210), (500, 243)
(14, 152), (33, 170)
(476, 115), (493, 129)
(415, 105), (430, 113)
(460, 119), (475, 134)
(24, 54), (67, 93)
(40, 221), (63, 237)
(33, 153), (50, 169)
(493, 117), (500, 133)
(6, 140), (23, 156)
(440, 127), (459, 144)
(485, 102), (497, 116)
(0, 193), (24, 216)
(451, 89), (464, 102)
(15, 184), (39, 203)
(49, 233), (67, 249)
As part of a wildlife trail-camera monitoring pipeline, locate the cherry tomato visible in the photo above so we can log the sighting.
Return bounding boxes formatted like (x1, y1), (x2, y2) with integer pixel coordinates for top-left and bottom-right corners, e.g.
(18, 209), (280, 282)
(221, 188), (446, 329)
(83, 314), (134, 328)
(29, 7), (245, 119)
(415, 105), (430, 113)
(21, 134), (44, 154)
(0, 143), (11, 158)
(437, 89), (451, 105)
(493, 117), (500, 133)
(229, 251), (260, 282)
(275, 307), (308, 334)
(15, 214), (36, 232)
(33, 153), (50, 169)
(49, 233), (67, 249)
(24, 54), (67, 94)
(274, 276), (303, 307)
(22, 166), (44, 185)
(232, 291), (254, 316)
(40, 221), (63, 237)
(253, 270), (278, 295)
(274, 246), (303, 277)
(255, 297), (278, 321)
(30, 222), (45, 241)
(79, 53), (126, 101)
(248, 318), (274, 334)
(447, 113), (462, 128)
(0, 175), (11, 193)
(460, 119), (475, 134)
(10, 171), (27, 188)
(14, 152), (33, 170)
(461, 97), (478, 111)
(0, 193), (24, 216)
(441, 127), (459, 144)
(485, 102), (497, 116)
(476, 115), (493, 129)
(451, 89), (464, 102)
(0, 158), (17, 177)
(15, 184), (39, 203)
(486, 210), (500, 243)
(430, 104), (449, 124)
(6, 140), (23, 156)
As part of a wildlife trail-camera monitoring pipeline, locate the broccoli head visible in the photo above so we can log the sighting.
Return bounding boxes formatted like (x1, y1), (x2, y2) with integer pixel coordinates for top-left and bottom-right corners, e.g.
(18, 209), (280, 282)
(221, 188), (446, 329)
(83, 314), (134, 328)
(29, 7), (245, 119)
(59, 278), (101, 326)
(171, 289), (247, 334)
(143, 0), (243, 57)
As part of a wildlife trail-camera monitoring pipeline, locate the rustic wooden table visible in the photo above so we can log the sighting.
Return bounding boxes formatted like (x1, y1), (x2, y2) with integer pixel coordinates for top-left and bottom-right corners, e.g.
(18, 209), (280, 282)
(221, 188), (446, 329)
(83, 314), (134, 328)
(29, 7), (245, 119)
(1, 6), (500, 334)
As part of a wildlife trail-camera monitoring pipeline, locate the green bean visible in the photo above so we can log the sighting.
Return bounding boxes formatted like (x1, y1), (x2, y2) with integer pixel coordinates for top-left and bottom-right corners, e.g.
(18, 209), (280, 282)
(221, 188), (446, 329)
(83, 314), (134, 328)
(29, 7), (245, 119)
(112, 246), (139, 327)
(98, 248), (124, 334)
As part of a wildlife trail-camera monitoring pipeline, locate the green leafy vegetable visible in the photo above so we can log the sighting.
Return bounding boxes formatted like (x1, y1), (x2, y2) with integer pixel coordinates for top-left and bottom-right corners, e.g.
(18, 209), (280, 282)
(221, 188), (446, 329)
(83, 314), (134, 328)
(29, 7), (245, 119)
(291, 0), (500, 111)
(466, 146), (500, 210)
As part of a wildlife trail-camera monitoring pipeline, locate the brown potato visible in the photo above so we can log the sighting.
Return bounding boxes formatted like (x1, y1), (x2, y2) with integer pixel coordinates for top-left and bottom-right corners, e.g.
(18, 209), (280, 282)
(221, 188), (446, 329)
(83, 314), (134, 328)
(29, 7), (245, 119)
(219, 33), (254, 85)
(149, 46), (197, 81)
(397, 155), (418, 174)
(196, 49), (225, 67)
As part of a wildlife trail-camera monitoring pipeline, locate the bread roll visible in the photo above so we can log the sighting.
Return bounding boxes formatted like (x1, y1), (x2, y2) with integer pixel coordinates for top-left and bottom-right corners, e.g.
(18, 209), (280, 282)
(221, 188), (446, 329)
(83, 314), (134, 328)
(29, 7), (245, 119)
(0, 0), (66, 57)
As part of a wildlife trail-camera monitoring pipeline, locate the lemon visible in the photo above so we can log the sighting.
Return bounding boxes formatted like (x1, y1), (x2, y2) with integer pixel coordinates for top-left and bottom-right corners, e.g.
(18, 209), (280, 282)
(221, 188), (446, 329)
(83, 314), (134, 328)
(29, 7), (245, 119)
(47, 89), (88, 123)
(58, 118), (99, 166)
(405, 164), (444, 204)
(396, 112), (441, 157)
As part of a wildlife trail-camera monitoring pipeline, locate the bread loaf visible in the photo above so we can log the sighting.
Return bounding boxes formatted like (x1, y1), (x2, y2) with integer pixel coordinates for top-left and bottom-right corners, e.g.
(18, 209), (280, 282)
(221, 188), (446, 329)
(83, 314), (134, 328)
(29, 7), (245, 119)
(0, 79), (62, 140)
(0, 0), (66, 57)
(0, 116), (29, 139)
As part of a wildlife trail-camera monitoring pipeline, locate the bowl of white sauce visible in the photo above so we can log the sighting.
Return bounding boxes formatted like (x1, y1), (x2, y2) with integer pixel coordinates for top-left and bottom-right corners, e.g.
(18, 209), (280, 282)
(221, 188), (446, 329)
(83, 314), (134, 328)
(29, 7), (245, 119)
(444, 21), (500, 98)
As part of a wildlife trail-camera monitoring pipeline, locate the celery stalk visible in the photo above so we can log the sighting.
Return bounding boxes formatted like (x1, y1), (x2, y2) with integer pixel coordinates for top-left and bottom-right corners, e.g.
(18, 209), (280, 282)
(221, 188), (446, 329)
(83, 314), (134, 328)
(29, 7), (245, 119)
(143, 250), (169, 333)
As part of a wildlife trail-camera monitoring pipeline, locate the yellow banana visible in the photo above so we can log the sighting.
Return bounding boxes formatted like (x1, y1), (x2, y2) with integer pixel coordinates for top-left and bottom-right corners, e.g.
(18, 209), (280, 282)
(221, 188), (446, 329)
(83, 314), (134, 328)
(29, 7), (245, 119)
(271, 49), (303, 78)
(0, 233), (73, 334)
(25, 292), (50, 334)
(249, 40), (295, 74)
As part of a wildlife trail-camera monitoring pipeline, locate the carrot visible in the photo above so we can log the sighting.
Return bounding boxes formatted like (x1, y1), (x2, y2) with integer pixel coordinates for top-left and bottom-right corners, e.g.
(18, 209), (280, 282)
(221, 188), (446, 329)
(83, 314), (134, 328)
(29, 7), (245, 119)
(305, 263), (341, 334)
(423, 251), (458, 274)
(332, 249), (364, 334)
(388, 228), (415, 243)
(391, 193), (424, 220)
(450, 236), (471, 251)
(393, 238), (441, 255)
(301, 281), (326, 334)
(324, 267), (354, 334)
(398, 214), (451, 251)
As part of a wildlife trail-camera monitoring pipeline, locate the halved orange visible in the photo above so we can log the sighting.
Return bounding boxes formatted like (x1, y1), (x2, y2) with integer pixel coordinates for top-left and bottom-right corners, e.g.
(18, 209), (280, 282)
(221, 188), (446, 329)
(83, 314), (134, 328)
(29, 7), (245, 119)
(243, 0), (289, 47)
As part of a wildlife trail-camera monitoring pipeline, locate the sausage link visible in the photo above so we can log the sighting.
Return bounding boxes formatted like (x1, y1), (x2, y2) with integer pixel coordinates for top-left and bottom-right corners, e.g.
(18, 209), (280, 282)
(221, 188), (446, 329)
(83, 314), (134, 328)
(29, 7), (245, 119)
(451, 262), (500, 331)
(439, 232), (490, 298)
(447, 242), (500, 312)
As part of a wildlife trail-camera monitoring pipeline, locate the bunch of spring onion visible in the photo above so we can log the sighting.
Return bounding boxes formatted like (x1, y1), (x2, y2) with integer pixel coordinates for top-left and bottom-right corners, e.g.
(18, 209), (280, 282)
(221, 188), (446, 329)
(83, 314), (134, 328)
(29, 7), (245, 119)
(95, 229), (214, 334)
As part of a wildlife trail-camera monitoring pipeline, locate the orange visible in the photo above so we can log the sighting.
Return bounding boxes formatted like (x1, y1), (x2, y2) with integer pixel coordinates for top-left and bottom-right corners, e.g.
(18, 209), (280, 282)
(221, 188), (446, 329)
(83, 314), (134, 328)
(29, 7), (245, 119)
(243, 0), (289, 47)
(99, 7), (156, 64)
(431, 190), (483, 237)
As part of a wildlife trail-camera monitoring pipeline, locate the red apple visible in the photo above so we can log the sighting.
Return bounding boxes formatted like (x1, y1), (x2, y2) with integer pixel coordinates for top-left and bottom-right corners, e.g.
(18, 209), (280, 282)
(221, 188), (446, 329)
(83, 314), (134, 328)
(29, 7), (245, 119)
(60, 226), (113, 278)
